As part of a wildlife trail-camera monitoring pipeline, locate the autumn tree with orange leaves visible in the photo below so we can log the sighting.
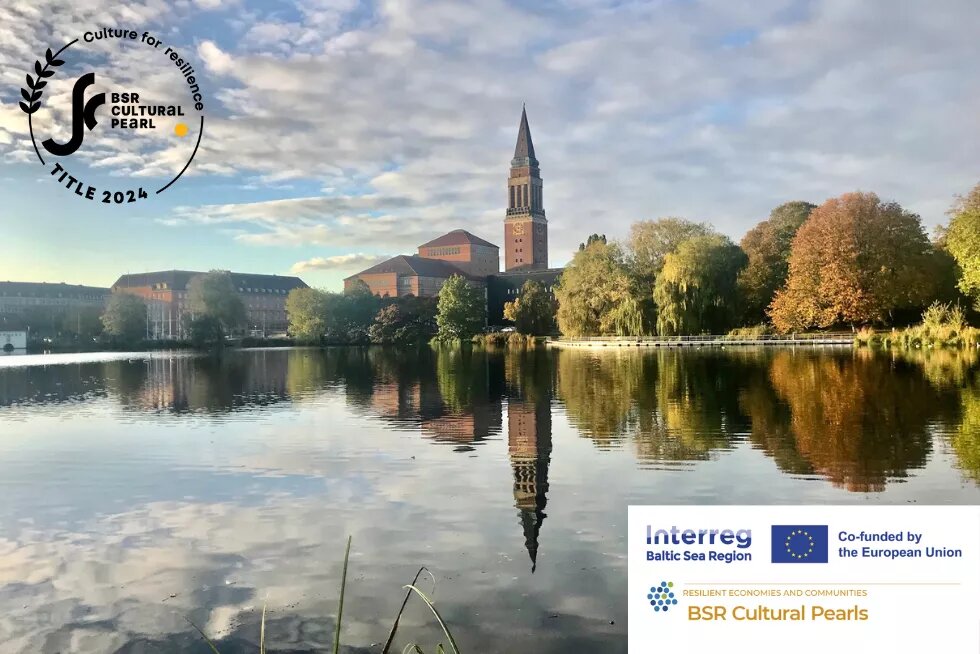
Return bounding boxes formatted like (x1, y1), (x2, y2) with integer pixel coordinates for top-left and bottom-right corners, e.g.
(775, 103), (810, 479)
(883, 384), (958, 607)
(769, 192), (938, 331)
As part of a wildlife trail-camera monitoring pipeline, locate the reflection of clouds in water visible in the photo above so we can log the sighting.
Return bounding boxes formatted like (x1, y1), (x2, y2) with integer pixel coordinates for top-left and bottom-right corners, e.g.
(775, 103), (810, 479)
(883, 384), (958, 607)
(2, 347), (980, 652)
(0, 486), (621, 653)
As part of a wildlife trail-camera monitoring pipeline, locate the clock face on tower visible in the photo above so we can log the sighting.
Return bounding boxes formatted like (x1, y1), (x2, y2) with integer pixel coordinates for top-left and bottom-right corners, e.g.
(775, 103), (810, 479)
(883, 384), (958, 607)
(513, 222), (526, 236)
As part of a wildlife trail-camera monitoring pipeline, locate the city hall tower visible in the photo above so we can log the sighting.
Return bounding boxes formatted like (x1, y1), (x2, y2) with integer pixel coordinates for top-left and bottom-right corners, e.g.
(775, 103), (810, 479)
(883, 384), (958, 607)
(504, 106), (548, 271)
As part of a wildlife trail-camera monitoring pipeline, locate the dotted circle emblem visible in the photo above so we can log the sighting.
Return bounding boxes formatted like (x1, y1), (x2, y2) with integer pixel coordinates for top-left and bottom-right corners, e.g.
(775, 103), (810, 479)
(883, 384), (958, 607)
(784, 529), (816, 560)
(647, 581), (678, 612)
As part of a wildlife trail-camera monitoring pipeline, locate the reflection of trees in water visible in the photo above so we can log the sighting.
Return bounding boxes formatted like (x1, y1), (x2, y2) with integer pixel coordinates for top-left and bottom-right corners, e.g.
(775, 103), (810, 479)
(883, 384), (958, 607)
(737, 353), (814, 476)
(766, 350), (939, 492)
(892, 347), (979, 390)
(0, 362), (109, 409)
(951, 377), (980, 482)
(554, 349), (742, 462)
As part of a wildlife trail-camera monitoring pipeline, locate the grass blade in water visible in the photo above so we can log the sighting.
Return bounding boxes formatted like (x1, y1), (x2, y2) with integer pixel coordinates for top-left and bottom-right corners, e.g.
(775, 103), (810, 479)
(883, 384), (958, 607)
(402, 585), (461, 654)
(382, 566), (431, 654)
(333, 535), (352, 654)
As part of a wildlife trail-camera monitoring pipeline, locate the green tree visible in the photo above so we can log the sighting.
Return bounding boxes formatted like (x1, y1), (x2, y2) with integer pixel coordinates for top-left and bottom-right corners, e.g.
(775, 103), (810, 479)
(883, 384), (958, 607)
(286, 287), (331, 343)
(654, 234), (747, 336)
(578, 233), (607, 251)
(337, 280), (382, 343)
(369, 296), (437, 344)
(627, 218), (714, 329)
(628, 217), (713, 281)
(101, 293), (147, 343)
(554, 240), (639, 336)
(737, 201), (815, 324)
(188, 314), (225, 349)
(945, 182), (980, 310)
(187, 271), (246, 333)
(769, 192), (937, 331)
(503, 281), (556, 335)
(63, 306), (105, 341)
(435, 274), (486, 341)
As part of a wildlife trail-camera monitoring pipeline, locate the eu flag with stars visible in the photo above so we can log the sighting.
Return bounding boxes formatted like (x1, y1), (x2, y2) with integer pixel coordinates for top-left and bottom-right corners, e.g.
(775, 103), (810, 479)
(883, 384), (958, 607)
(771, 525), (829, 563)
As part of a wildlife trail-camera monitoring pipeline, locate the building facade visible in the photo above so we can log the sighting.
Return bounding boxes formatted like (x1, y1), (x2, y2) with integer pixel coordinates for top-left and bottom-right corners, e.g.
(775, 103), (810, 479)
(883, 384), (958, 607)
(418, 229), (500, 278)
(0, 282), (110, 337)
(111, 270), (308, 339)
(0, 282), (109, 317)
(345, 231), (496, 298)
(0, 331), (27, 352)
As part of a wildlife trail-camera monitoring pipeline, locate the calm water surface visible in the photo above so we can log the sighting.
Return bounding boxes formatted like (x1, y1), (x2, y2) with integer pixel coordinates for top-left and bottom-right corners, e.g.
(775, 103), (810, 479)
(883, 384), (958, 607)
(1, 346), (978, 653)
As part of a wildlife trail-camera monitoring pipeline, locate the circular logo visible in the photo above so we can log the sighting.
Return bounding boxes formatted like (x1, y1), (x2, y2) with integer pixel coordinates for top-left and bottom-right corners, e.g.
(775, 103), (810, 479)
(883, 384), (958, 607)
(784, 529), (816, 560)
(19, 29), (206, 204)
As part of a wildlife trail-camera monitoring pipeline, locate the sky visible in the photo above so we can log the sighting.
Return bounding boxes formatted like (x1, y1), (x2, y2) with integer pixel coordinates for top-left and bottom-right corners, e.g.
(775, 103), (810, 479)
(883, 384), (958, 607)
(0, 0), (978, 290)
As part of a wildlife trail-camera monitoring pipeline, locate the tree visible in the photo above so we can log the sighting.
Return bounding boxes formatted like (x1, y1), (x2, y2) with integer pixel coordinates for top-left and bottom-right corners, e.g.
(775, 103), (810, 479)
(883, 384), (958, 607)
(653, 234), (747, 335)
(503, 281), (556, 335)
(188, 315), (225, 349)
(62, 305), (104, 341)
(187, 271), (246, 333)
(435, 274), (486, 341)
(338, 280), (382, 342)
(554, 240), (639, 336)
(578, 234), (606, 251)
(628, 217), (714, 281)
(369, 296), (437, 344)
(286, 287), (331, 343)
(101, 293), (147, 343)
(737, 201), (815, 324)
(627, 217), (714, 329)
(769, 192), (936, 331)
(945, 182), (980, 310)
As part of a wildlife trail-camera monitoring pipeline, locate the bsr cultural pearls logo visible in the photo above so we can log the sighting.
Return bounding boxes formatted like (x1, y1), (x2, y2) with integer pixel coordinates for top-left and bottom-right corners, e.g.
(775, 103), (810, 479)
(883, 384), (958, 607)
(19, 28), (206, 204)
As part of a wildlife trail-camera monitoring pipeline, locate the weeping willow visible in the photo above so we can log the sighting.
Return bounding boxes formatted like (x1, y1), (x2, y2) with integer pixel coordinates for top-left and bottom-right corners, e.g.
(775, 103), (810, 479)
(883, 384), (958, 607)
(606, 295), (646, 336)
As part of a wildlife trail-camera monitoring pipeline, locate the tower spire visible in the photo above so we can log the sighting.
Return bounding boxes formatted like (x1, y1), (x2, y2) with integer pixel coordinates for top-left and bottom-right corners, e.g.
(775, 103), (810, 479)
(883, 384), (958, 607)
(504, 105), (548, 271)
(513, 105), (537, 164)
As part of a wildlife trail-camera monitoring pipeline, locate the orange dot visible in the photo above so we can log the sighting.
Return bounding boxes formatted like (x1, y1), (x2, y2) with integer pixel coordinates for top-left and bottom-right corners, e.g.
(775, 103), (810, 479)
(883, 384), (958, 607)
(174, 123), (189, 137)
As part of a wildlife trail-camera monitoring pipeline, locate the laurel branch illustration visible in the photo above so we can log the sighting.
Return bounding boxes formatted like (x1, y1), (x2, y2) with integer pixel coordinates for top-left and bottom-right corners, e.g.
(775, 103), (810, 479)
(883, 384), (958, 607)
(20, 48), (65, 115)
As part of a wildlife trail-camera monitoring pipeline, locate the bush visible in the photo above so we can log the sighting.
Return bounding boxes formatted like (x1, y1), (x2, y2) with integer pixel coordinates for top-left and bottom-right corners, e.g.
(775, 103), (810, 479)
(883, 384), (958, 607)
(854, 327), (882, 347)
(889, 302), (978, 349)
(725, 324), (772, 340)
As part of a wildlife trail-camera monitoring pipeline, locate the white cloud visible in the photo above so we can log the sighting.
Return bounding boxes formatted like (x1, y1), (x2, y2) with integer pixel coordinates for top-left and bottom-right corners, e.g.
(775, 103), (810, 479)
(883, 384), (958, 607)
(197, 40), (234, 74)
(290, 253), (389, 273)
(1, 0), (979, 268)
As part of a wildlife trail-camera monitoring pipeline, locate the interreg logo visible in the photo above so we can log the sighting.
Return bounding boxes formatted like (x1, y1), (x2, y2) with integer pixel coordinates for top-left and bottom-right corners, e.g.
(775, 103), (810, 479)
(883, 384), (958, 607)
(647, 581), (678, 613)
(645, 526), (754, 563)
(771, 525), (829, 563)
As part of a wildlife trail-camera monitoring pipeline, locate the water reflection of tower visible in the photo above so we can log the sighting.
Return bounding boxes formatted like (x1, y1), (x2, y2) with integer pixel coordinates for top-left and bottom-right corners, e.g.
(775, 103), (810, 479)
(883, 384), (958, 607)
(508, 394), (552, 572)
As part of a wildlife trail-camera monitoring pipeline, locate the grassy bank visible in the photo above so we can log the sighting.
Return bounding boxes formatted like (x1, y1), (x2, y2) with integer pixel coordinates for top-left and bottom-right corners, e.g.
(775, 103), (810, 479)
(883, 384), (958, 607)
(854, 303), (980, 349)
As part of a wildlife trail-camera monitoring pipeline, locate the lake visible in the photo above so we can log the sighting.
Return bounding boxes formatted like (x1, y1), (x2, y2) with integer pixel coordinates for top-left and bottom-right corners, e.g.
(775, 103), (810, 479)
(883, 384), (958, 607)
(1, 346), (978, 653)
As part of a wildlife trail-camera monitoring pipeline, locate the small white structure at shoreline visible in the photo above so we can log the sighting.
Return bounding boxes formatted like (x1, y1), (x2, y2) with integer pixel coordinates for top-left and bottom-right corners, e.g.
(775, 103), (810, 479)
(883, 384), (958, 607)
(0, 330), (27, 353)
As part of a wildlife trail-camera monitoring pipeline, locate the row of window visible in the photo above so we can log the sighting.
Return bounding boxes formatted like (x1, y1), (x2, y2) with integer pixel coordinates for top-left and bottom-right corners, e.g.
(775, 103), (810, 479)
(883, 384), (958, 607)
(505, 286), (555, 296)
(509, 183), (542, 209)
(427, 247), (461, 256)
(0, 297), (103, 306)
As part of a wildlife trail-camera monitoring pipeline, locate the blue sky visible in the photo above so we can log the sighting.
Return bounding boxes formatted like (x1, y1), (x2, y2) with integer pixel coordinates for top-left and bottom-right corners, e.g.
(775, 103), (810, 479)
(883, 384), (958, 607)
(1, 0), (978, 289)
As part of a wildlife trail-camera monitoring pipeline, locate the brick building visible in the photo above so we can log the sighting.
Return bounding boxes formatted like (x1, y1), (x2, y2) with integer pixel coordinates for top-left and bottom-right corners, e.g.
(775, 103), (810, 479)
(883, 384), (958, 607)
(344, 230), (496, 298)
(111, 270), (308, 339)
(0, 281), (110, 336)
(0, 281), (109, 316)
